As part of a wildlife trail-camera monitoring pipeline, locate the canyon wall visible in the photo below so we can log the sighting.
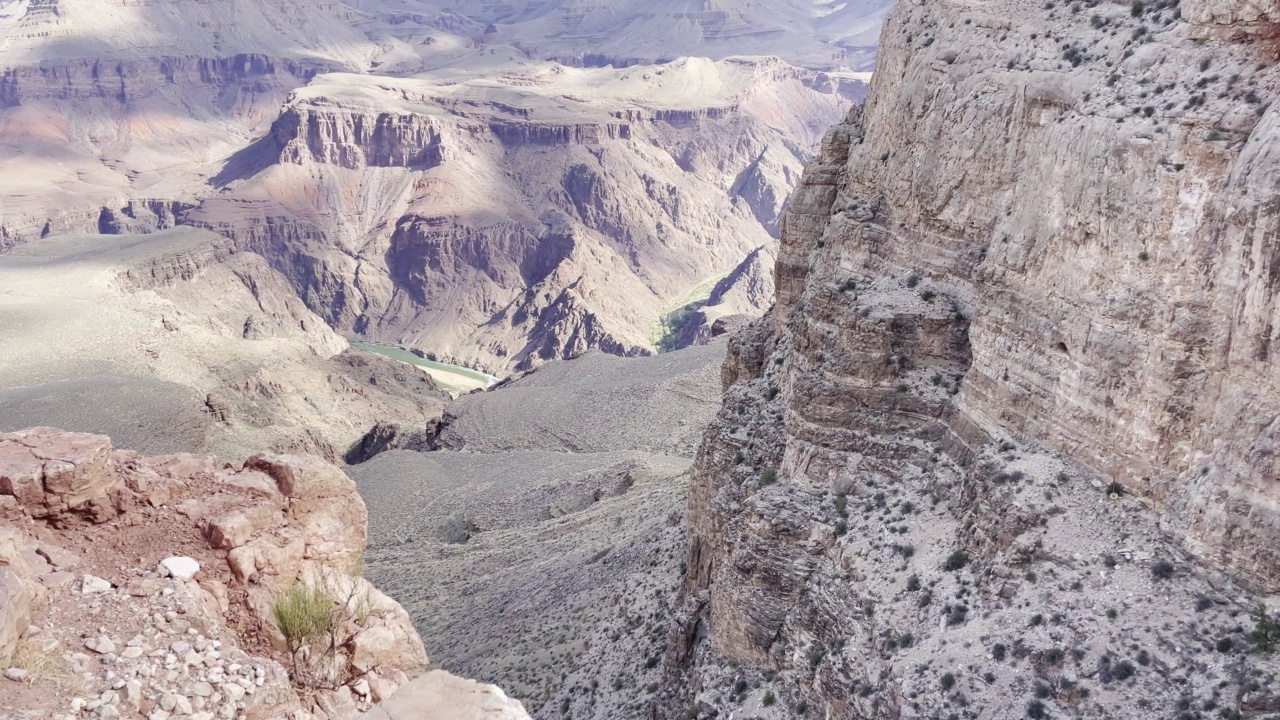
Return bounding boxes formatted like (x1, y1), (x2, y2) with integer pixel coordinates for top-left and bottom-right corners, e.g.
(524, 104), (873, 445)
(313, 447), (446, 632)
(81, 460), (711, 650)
(189, 59), (862, 374)
(660, 0), (1280, 717)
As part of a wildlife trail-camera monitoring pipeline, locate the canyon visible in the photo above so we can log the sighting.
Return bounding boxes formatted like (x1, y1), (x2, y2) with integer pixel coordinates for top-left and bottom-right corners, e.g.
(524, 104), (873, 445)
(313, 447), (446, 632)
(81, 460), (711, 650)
(6, 0), (1280, 719)
(0, 0), (873, 376)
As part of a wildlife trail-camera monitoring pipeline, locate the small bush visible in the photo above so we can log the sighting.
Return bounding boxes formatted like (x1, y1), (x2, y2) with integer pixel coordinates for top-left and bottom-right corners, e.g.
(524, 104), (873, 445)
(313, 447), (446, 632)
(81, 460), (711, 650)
(1151, 560), (1176, 580)
(763, 690), (776, 706)
(1028, 699), (1047, 719)
(760, 469), (778, 486)
(993, 643), (1007, 661)
(1252, 604), (1280, 653)
(906, 574), (921, 592)
(943, 550), (971, 572)
(1216, 637), (1235, 654)
(941, 672), (956, 690)
(1113, 660), (1136, 681)
(272, 583), (336, 656)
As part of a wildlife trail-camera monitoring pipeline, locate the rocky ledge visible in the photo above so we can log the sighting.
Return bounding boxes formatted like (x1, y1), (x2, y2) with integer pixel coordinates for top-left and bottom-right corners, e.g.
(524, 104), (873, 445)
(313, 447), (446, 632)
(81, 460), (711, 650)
(0, 427), (528, 720)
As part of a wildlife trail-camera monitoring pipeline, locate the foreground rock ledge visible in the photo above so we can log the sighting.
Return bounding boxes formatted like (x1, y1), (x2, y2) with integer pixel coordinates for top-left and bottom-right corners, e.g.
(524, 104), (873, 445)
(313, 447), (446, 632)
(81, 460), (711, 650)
(0, 426), (529, 720)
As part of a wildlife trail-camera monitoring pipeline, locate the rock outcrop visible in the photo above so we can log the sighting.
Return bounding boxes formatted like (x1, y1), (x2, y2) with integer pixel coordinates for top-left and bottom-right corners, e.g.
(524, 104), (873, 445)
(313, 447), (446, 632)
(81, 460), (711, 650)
(658, 0), (1280, 718)
(0, 427), (525, 720)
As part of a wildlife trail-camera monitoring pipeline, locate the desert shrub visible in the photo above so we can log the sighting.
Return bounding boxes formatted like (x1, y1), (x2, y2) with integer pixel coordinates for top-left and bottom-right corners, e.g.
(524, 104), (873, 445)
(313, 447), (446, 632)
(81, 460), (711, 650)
(1252, 604), (1280, 653)
(941, 672), (956, 690)
(760, 469), (778, 486)
(993, 643), (1007, 661)
(906, 574), (921, 592)
(1151, 559), (1176, 580)
(271, 568), (371, 688)
(273, 583), (336, 658)
(763, 690), (776, 706)
(943, 550), (970, 572)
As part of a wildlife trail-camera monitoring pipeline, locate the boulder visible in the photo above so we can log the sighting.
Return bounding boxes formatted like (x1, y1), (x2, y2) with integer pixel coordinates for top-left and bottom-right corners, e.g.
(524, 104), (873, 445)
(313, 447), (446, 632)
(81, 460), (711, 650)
(206, 503), (283, 550)
(243, 454), (367, 564)
(0, 428), (117, 520)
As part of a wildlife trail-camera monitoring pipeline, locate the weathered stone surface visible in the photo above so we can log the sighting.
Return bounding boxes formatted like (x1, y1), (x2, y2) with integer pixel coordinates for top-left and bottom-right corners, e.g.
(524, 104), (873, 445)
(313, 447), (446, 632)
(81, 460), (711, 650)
(358, 670), (531, 720)
(0, 428), (117, 520)
(657, 0), (1280, 717)
(244, 454), (367, 563)
(205, 504), (282, 550)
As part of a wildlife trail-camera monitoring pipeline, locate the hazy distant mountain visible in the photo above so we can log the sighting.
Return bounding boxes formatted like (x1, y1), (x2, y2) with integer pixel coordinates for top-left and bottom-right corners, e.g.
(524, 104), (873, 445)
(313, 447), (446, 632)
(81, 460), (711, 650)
(352, 0), (893, 69)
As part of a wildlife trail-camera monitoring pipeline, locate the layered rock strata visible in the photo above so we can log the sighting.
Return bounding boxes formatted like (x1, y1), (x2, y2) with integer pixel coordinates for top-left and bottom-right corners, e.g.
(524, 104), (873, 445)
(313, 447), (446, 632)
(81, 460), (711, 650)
(659, 0), (1280, 717)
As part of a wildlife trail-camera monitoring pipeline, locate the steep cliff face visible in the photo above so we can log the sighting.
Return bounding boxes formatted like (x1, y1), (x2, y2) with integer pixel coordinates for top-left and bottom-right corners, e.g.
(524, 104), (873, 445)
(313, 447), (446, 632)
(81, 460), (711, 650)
(662, 0), (1280, 717)
(190, 59), (864, 373)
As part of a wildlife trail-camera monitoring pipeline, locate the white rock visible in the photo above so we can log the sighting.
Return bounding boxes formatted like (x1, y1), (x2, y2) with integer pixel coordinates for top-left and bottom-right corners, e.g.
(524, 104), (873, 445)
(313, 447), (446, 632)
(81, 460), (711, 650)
(81, 575), (112, 594)
(191, 681), (214, 697)
(125, 680), (143, 709)
(86, 636), (117, 654)
(222, 683), (245, 702)
(121, 647), (144, 660)
(159, 557), (200, 581)
(4, 667), (29, 682)
(160, 695), (178, 713)
(351, 678), (370, 697)
(148, 711), (170, 720)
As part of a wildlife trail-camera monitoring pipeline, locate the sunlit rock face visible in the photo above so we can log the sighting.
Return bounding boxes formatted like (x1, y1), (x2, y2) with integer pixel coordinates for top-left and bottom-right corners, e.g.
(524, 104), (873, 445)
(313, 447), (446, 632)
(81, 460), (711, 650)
(654, 0), (1280, 717)
(0, 0), (878, 372)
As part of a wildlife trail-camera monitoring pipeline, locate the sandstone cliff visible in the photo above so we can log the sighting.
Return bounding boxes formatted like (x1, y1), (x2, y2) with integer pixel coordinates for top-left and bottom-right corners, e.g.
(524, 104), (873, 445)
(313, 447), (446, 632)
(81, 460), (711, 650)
(0, 427), (528, 720)
(660, 0), (1280, 717)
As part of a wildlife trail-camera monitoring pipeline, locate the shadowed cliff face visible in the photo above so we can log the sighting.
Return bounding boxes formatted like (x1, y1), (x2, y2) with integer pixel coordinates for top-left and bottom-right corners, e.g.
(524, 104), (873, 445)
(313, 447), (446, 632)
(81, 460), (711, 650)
(658, 0), (1280, 717)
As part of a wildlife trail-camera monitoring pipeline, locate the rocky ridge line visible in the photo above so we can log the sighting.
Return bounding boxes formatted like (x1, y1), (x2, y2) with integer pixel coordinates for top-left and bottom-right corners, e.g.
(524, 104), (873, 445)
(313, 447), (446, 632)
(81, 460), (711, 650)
(0, 427), (528, 720)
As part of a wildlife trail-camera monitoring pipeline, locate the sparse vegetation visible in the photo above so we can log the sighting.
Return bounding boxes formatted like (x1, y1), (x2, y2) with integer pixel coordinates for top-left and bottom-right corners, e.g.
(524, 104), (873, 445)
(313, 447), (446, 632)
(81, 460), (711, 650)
(943, 550), (970, 572)
(1151, 559), (1175, 580)
(1252, 604), (1280, 653)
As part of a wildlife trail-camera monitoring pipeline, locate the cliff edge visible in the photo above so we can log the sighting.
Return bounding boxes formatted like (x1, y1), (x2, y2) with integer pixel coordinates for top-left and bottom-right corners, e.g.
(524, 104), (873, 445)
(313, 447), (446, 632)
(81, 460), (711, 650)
(0, 427), (527, 720)
(660, 0), (1280, 717)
